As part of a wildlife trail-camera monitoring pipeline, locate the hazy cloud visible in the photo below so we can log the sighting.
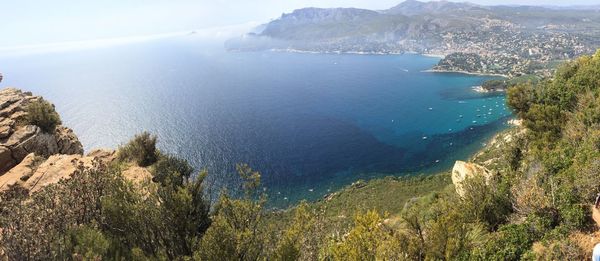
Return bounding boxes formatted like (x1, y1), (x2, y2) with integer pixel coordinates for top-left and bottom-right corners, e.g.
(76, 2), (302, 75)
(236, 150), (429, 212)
(1, 0), (597, 47)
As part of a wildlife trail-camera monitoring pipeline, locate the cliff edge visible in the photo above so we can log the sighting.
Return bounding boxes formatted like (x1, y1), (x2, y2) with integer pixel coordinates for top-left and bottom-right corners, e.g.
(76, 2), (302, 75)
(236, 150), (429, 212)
(0, 88), (125, 192)
(0, 88), (83, 173)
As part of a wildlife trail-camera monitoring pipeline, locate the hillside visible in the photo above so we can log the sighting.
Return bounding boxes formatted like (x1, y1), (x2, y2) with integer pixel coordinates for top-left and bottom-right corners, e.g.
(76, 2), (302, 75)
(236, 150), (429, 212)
(227, 0), (600, 76)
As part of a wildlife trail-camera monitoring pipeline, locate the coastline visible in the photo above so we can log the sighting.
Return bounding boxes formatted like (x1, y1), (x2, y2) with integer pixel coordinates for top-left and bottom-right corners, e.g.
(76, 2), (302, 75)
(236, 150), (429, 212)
(267, 48), (447, 58)
(265, 49), (512, 77)
(421, 53), (447, 59)
(471, 85), (506, 93)
(422, 69), (509, 78)
(268, 48), (405, 55)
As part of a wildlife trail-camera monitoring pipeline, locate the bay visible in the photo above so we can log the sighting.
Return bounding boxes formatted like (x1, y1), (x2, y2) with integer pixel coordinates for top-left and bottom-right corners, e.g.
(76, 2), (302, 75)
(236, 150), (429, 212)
(0, 35), (511, 206)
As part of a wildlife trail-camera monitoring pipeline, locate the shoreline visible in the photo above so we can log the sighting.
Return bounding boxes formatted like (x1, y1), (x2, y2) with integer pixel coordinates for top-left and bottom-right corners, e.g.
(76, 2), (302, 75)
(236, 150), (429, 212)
(267, 48), (447, 58)
(471, 85), (506, 93)
(422, 69), (509, 78)
(421, 53), (447, 59)
(263, 49), (512, 77)
(268, 48), (404, 55)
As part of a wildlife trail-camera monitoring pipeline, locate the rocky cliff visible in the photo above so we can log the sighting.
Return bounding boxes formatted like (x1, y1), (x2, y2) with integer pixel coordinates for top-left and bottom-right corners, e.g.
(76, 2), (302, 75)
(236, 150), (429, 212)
(0, 88), (84, 173)
(0, 88), (123, 192)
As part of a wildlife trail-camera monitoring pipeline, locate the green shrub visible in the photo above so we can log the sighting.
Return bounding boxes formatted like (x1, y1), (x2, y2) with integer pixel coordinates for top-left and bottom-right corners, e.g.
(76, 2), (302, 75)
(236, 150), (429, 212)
(195, 193), (266, 261)
(459, 175), (512, 230)
(67, 226), (110, 260)
(327, 210), (386, 261)
(477, 224), (534, 261)
(0, 165), (118, 260)
(118, 132), (158, 167)
(194, 165), (266, 261)
(507, 83), (535, 116)
(530, 237), (586, 260)
(152, 154), (194, 186)
(24, 99), (62, 133)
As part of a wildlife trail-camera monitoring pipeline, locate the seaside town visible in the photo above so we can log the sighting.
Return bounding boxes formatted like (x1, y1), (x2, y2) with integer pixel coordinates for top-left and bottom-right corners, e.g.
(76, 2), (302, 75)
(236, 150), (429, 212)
(430, 30), (592, 77)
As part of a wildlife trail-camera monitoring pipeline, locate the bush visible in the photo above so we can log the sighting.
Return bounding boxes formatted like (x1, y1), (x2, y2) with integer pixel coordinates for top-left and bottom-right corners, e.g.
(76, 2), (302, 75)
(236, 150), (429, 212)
(507, 84), (534, 116)
(195, 193), (266, 261)
(460, 175), (512, 230)
(476, 224), (534, 261)
(67, 226), (110, 260)
(102, 169), (211, 259)
(0, 155), (212, 260)
(152, 154), (194, 186)
(194, 165), (266, 261)
(273, 202), (316, 261)
(24, 99), (62, 133)
(0, 164), (117, 260)
(530, 237), (586, 260)
(118, 132), (158, 167)
(326, 210), (386, 261)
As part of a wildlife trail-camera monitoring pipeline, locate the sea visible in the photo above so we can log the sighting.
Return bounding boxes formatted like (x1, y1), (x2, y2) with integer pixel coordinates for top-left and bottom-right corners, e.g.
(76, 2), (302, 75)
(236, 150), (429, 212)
(0, 34), (511, 207)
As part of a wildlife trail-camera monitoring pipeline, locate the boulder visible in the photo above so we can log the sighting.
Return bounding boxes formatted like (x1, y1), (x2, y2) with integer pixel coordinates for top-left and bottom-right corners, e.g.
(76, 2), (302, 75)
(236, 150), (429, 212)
(0, 88), (83, 174)
(122, 165), (153, 184)
(451, 160), (493, 197)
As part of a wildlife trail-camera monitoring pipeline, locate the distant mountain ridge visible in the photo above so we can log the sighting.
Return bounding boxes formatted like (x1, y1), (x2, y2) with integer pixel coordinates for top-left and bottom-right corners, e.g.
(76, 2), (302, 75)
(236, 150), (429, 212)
(227, 0), (600, 77)
(384, 0), (486, 15)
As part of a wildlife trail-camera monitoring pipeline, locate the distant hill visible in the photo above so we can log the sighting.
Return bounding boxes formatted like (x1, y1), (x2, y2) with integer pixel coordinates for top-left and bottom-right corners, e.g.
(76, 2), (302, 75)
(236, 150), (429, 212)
(227, 0), (600, 76)
(384, 0), (486, 15)
(260, 8), (382, 41)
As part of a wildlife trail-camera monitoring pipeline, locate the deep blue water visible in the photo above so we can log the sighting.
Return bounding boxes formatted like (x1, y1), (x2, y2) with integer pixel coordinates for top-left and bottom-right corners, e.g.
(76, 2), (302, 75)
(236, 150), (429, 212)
(0, 36), (511, 206)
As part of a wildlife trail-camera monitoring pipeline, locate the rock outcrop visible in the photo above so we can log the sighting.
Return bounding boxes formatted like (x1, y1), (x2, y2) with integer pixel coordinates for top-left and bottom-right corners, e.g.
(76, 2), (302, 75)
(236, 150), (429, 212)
(122, 165), (153, 183)
(0, 149), (117, 192)
(0, 88), (83, 173)
(451, 160), (493, 197)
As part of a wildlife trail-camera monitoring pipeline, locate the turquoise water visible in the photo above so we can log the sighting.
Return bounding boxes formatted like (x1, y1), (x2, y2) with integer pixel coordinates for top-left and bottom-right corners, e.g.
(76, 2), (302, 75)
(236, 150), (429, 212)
(0, 36), (511, 206)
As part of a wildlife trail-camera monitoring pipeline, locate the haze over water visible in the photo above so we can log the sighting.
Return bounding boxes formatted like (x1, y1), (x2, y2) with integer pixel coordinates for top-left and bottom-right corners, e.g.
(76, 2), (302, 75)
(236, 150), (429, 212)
(0, 35), (511, 206)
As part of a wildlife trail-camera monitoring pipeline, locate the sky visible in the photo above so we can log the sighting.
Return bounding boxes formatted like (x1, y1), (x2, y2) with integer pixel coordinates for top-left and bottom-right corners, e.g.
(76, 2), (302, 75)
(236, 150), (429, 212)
(1, 0), (598, 47)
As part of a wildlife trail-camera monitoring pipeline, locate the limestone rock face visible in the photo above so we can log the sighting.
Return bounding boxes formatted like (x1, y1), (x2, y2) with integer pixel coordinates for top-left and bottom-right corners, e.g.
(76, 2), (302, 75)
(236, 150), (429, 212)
(0, 88), (83, 173)
(23, 154), (93, 193)
(451, 160), (492, 197)
(86, 149), (117, 165)
(0, 150), (120, 193)
(0, 88), (152, 194)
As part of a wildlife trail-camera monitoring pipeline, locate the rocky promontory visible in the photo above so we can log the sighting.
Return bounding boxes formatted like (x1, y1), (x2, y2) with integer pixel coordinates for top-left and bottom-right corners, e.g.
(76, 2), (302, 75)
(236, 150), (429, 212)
(0, 88), (130, 193)
(0, 88), (83, 173)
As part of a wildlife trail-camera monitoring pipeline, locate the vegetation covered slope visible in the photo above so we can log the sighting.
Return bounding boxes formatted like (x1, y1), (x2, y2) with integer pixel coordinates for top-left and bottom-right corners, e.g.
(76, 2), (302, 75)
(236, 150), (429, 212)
(1, 51), (600, 260)
(305, 49), (600, 260)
